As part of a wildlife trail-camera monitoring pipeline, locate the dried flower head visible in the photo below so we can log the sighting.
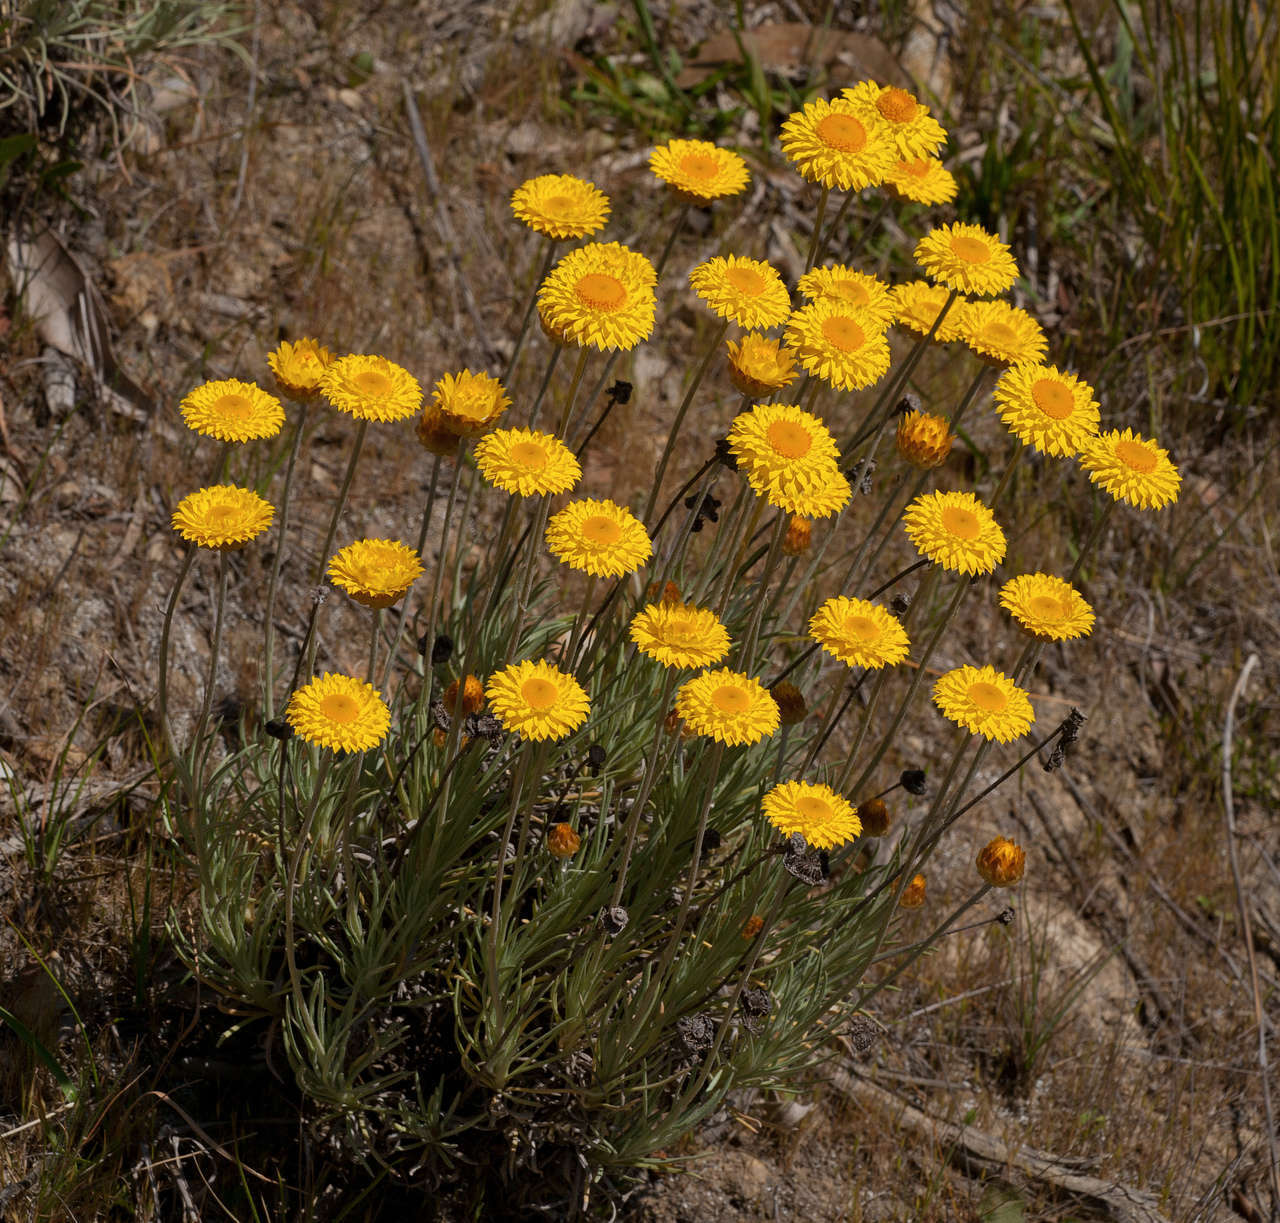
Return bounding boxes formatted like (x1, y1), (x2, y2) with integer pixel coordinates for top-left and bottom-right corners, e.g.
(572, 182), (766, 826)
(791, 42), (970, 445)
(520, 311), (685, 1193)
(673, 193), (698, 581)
(327, 538), (424, 608)
(415, 404), (461, 456)
(900, 768), (927, 795)
(690, 254), (791, 330)
(896, 409), (955, 469)
(475, 427), (581, 497)
(171, 484), (274, 550)
(510, 173), (610, 239)
(726, 333), (798, 399)
(976, 835), (1026, 887)
(769, 681), (807, 725)
(899, 874), (927, 908)
(780, 95), (897, 191)
(857, 797), (891, 837)
(933, 664), (1034, 742)
(740, 914), (765, 940)
(180, 378), (285, 443)
(649, 138), (749, 202)
(320, 354), (423, 422)
(538, 241), (657, 352)
(444, 675), (486, 717)
(762, 780), (861, 850)
(675, 668), (780, 746)
(546, 498), (652, 578)
(1078, 428), (1181, 510)
(286, 673), (391, 753)
(485, 659), (590, 742)
(267, 338), (334, 401)
(903, 490), (1006, 575)
(915, 223), (1019, 296)
(782, 516), (812, 556)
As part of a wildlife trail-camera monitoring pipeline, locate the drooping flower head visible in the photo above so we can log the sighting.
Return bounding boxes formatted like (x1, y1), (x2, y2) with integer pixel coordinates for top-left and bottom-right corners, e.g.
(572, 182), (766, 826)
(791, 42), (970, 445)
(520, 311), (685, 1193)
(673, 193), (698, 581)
(485, 659), (590, 742)
(796, 265), (895, 329)
(172, 485), (274, 550)
(896, 410), (954, 469)
(915, 223), (1019, 296)
(809, 597), (910, 669)
(286, 673), (391, 753)
(993, 362), (1100, 457)
(649, 138), (749, 203)
(769, 681), (807, 725)
(690, 255), (791, 330)
(432, 370), (511, 437)
(999, 573), (1095, 641)
(675, 669), (780, 746)
(884, 156), (957, 206)
(933, 664), (1034, 742)
(475, 427), (581, 497)
(977, 835), (1026, 887)
(546, 498), (652, 578)
(327, 538), (425, 608)
(762, 780), (861, 850)
(630, 601), (731, 669)
(840, 80), (947, 159)
(726, 333), (798, 399)
(780, 95), (897, 191)
(320, 354), (423, 422)
(510, 174), (610, 240)
(959, 300), (1048, 368)
(537, 241), (657, 351)
(268, 338), (335, 401)
(784, 298), (892, 391)
(903, 490), (1006, 574)
(1078, 428), (1181, 510)
(891, 280), (967, 343)
(180, 378), (284, 443)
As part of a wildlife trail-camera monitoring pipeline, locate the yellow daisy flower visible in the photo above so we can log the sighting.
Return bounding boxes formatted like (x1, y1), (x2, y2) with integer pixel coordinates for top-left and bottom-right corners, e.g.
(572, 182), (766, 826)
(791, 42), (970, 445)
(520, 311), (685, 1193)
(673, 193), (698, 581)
(485, 659), (590, 742)
(914, 223), (1019, 296)
(992, 362), (1100, 458)
(977, 835), (1026, 887)
(841, 80), (948, 160)
(1077, 428), (1181, 510)
(179, 378), (284, 443)
(510, 173), (610, 240)
(267, 338), (335, 401)
(327, 538), (425, 609)
(958, 300), (1048, 368)
(728, 402), (841, 493)
(763, 464), (851, 520)
(891, 280), (967, 343)
(649, 138), (749, 203)
(689, 254), (791, 330)
(932, 664), (1034, 742)
(320, 354), (423, 423)
(545, 498), (652, 578)
(171, 484), (274, 550)
(796, 265), (895, 329)
(761, 780), (861, 850)
(726, 333), (798, 399)
(809, 597), (910, 669)
(780, 95), (897, 191)
(784, 299), (893, 391)
(630, 601), (731, 669)
(286, 672), (391, 753)
(475, 427), (581, 497)
(896, 410), (954, 469)
(675, 668), (780, 747)
(432, 369), (511, 437)
(538, 241), (657, 351)
(903, 490), (1006, 575)
(884, 156), (958, 206)
(999, 573), (1096, 641)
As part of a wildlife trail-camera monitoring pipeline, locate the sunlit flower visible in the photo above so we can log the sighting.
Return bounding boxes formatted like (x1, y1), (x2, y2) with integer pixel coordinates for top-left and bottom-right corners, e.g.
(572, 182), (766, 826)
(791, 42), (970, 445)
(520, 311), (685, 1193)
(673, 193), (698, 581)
(546, 498), (652, 577)
(650, 138), (749, 202)
(764, 463), (851, 520)
(796, 265), (895, 329)
(327, 538), (424, 608)
(762, 780), (861, 850)
(267, 338), (335, 401)
(977, 835), (1026, 887)
(180, 378), (284, 443)
(915, 223), (1019, 296)
(538, 241), (657, 351)
(891, 280), (967, 343)
(728, 402), (840, 492)
(884, 156), (957, 206)
(896, 409), (954, 469)
(511, 173), (610, 240)
(933, 664), (1034, 742)
(675, 668), (780, 746)
(809, 597), (910, 669)
(726, 333), (797, 399)
(993, 362), (1100, 457)
(780, 95), (897, 191)
(475, 427), (581, 497)
(321, 354), (423, 422)
(1078, 428), (1181, 510)
(486, 659), (590, 742)
(841, 80), (947, 159)
(999, 573), (1095, 641)
(784, 298), (892, 391)
(286, 672), (390, 753)
(432, 369), (510, 436)
(630, 601), (730, 669)
(959, 300), (1048, 368)
(171, 484), (273, 550)
(903, 490), (1006, 574)
(690, 254), (791, 330)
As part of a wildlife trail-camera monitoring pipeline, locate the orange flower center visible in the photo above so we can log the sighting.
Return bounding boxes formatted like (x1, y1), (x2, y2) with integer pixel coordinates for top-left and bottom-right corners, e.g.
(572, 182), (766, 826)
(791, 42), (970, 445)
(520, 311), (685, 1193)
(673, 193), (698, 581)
(1029, 594), (1067, 620)
(354, 369), (394, 397)
(521, 677), (560, 710)
(1031, 378), (1075, 420)
(510, 440), (548, 470)
(821, 315), (866, 352)
(877, 87), (918, 124)
(831, 279), (870, 305)
(319, 693), (361, 723)
(842, 615), (880, 642)
(967, 681), (1008, 712)
(796, 795), (834, 823)
(711, 684), (751, 714)
(767, 420), (813, 459)
(678, 152), (720, 181)
(575, 272), (627, 312)
(1115, 437), (1158, 473)
(213, 393), (254, 420)
(950, 234), (992, 264)
(901, 157), (932, 179)
(581, 514), (623, 547)
(816, 112), (868, 153)
(940, 504), (981, 539)
(726, 265), (766, 296)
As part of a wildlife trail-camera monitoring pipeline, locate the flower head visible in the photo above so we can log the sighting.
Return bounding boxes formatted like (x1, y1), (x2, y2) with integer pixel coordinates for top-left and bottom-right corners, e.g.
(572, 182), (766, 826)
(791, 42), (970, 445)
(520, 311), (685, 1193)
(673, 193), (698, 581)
(321, 354), (423, 422)
(432, 370), (510, 437)
(769, 681), (807, 725)
(959, 300), (1048, 368)
(547, 822), (582, 858)
(444, 675), (486, 716)
(690, 255), (790, 330)
(538, 242), (656, 352)
(762, 780), (861, 850)
(884, 156), (957, 205)
(287, 673), (390, 753)
(327, 538), (424, 608)
(546, 498), (652, 578)
(809, 597), (910, 669)
(650, 139), (749, 202)
(892, 280), (967, 342)
(897, 409), (954, 469)
(999, 573), (1095, 641)
(726, 333), (798, 399)
(977, 835), (1026, 887)
(782, 516), (812, 556)
(764, 465), (851, 519)
(268, 338), (334, 401)
(899, 874), (927, 907)
(675, 669), (780, 746)
(180, 378), (284, 443)
(475, 427), (580, 497)
(728, 402), (840, 492)
(841, 80), (947, 159)
(1078, 428), (1181, 510)
(486, 659), (590, 742)
(915, 223), (1019, 296)
(933, 664), (1034, 742)
(784, 298), (892, 391)
(416, 404), (461, 456)
(993, 362), (1100, 457)
(511, 173), (610, 240)
(903, 490), (1006, 574)
(796, 265), (895, 329)
(172, 485), (274, 550)
(780, 95), (897, 191)
(630, 601), (730, 669)
(857, 797), (891, 837)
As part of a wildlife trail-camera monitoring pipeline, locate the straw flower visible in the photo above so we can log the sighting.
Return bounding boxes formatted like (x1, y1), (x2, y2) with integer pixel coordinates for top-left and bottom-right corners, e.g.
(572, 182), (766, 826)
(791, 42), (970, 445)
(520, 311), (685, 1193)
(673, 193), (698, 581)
(765, 464), (851, 519)
(762, 780), (861, 850)
(547, 822), (582, 858)
(286, 673), (390, 753)
(431, 370), (510, 437)
(891, 280), (967, 343)
(726, 333), (797, 398)
(486, 659), (590, 742)
(650, 138), (749, 203)
(1078, 428), (1181, 510)
(728, 402), (840, 492)
(796, 265), (895, 329)
(321, 354), (423, 422)
(180, 378), (284, 443)
(999, 573), (1095, 641)
(538, 241), (656, 352)
(959, 300), (1048, 368)
(884, 156), (957, 205)
(784, 298), (892, 391)
(327, 538), (424, 608)
(899, 874), (927, 907)
(977, 835), (1026, 887)
(903, 490), (1006, 575)
(510, 173), (609, 240)
(267, 338), (334, 401)
(630, 601), (730, 670)
(546, 498), (652, 578)
(675, 669), (780, 746)
(915, 223), (1019, 296)
(475, 427), (581, 497)
(416, 404), (461, 456)
(780, 95), (897, 191)
(841, 80), (947, 159)
(690, 254), (791, 330)
(896, 410), (954, 469)
(172, 485), (274, 550)
(933, 665), (1034, 742)
(809, 597), (910, 669)
(444, 675), (485, 716)
(993, 362), (1100, 457)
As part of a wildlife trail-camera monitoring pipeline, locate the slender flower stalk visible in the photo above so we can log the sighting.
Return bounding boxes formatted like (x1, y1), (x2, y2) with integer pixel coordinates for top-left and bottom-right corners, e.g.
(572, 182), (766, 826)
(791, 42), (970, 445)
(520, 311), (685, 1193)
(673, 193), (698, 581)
(565, 575), (598, 667)
(415, 447), (466, 709)
(385, 452), (443, 692)
(555, 348), (591, 437)
(158, 546), (197, 793)
(654, 202), (692, 277)
(737, 512), (788, 670)
(264, 402), (310, 720)
(504, 237), (559, 384)
(526, 345), (564, 430)
(804, 186), (831, 272)
(313, 419), (369, 585)
(193, 551), (230, 784)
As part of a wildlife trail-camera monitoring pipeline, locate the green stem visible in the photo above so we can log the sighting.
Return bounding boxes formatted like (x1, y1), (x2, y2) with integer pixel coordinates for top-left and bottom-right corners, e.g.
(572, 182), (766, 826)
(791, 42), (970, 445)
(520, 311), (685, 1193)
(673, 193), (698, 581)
(526, 344), (564, 430)
(385, 451), (443, 693)
(504, 237), (558, 384)
(313, 418), (368, 586)
(158, 547), (197, 797)
(264, 402), (310, 721)
(804, 186), (831, 273)
(193, 550), (230, 786)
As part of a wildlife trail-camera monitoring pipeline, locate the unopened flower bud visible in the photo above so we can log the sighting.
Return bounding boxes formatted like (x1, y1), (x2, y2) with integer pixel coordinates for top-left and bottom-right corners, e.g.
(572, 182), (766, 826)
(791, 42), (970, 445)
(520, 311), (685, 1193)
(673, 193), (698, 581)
(782, 516), (812, 556)
(977, 836), (1026, 887)
(857, 797), (891, 837)
(769, 681), (807, 725)
(897, 409), (955, 469)
(444, 674), (485, 716)
(899, 874), (927, 908)
(740, 914), (765, 940)
(547, 823), (582, 859)
(430, 633), (454, 665)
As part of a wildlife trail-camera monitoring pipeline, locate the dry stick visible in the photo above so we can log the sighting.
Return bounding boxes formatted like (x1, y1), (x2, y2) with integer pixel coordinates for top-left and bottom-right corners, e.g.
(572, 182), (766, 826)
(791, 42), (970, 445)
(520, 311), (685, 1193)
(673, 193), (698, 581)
(1222, 653), (1279, 1214)
(504, 238), (558, 385)
(264, 401), (310, 720)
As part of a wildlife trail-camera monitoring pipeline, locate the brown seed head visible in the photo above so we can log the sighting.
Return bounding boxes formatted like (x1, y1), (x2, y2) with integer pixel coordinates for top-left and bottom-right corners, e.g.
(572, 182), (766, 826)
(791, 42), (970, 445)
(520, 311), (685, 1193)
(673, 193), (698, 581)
(857, 797), (891, 837)
(769, 681), (807, 725)
(899, 873), (927, 908)
(782, 516), (812, 556)
(976, 835), (1026, 887)
(547, 822), (582, 858)
(896, 409), (954, 469)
